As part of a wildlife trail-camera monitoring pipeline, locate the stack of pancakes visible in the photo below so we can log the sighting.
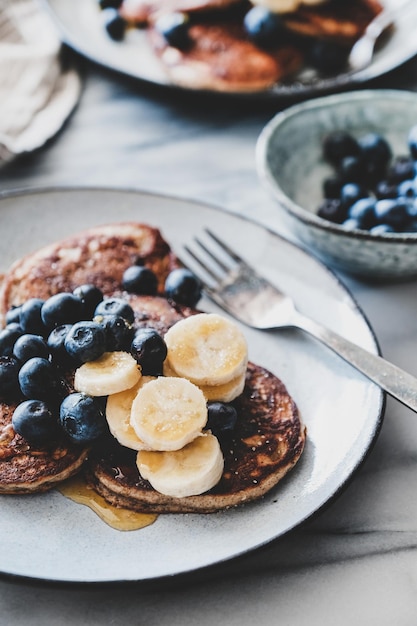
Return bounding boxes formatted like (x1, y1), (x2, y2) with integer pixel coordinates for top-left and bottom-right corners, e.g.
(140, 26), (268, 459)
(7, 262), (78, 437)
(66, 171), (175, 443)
(118, 0), (383, 92)
(0, 222), (306, 513)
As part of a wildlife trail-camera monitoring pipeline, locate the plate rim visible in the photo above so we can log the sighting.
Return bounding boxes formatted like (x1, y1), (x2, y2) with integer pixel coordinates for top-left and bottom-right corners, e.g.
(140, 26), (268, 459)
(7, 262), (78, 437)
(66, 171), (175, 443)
(0, 185), (385, 586)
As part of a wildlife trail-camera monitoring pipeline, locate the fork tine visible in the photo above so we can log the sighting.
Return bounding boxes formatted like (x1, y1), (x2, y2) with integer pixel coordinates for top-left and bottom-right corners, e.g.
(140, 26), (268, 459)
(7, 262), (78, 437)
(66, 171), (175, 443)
(205, 228), (244, 265)
(183, 244), (222, 283)
(194, 236), (230, 273)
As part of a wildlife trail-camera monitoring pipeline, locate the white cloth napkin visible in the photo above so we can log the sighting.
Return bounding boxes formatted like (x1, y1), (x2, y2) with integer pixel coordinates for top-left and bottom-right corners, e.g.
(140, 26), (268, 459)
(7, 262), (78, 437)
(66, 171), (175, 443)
(0, 0), (82, 165)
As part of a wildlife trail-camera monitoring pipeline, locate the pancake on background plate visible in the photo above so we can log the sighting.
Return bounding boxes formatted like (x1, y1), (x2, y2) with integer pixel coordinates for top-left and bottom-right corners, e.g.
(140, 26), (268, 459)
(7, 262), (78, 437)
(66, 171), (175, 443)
(109, 0), (383, 92)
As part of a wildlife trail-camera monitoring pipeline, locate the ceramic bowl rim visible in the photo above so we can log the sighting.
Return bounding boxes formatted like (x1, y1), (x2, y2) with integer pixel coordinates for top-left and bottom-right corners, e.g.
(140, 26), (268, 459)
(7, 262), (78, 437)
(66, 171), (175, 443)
(256, 88), (417, 246)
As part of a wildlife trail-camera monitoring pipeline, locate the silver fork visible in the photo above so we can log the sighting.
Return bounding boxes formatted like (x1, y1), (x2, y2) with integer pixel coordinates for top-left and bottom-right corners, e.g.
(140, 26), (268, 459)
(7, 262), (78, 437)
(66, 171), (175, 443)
(184, 229), (417, 414)
(347, 0), (416, 73)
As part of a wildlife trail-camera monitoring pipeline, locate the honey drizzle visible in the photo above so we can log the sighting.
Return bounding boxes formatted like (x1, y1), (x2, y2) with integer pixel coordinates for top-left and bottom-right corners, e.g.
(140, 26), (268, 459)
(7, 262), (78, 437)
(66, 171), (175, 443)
(58, 475), (158, 531)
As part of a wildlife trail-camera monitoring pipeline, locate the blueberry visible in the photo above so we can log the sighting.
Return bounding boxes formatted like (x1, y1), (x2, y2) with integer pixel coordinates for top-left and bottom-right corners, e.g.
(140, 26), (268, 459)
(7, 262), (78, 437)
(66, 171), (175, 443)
(374, 198), (410, 229)
(408, 124), (417, 159)
(155, 12), (190, 49)
(407, 219), (417, 233)
(369, 223), (396, 235)
(0, 326), (23, 357)
(338, 155), (364, 184)
(316, 198), (347, 224)
(101, 7), (126, 41)
(322, 131), (360, 166)
(64, 321), (106, 363)
(206, 402), (238, 443)
(348, 197), (377, 230)
(73, 284), (104, 319)
(164, 268), (201, 307)
(94, 298), (135, 324)
(13, 334), (50, 363)
(243, 6), (286, 48)
(18, 357), (64, 401)
(94, 314), (135, 351)
(340, 182), (367, 210)
(12, 400), (60, 446)
(308, 40), (348, 74)
(0, 356), (20, 400)
(322, 175), (344, 199)
(130, 328), (167, 375)
(122, 265), (158, 295)
(5, 306), (22, 326)
(341, 217), (362, 231)
(60, 393), (107, 444)
(47, 324), (75, 367)
(19, 298), (46, 335)
(358, 132), (392, 181)
(5, 323), (23, 333)
(397, 179), (417, 199)
(98, 0), (122, 8)
(375, 180), (398, 200)
(387, 156), (415, 184)
(41, 293), (84, 330)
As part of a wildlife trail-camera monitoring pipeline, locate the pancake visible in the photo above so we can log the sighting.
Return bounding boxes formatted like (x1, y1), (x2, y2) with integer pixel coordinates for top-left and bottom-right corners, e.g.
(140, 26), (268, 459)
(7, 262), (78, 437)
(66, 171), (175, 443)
(0, 399), (89, 494)
(85, 361), (306, 513)
(0, 222), (178, 316)
(148, 18), (303, 92)
(0, 224), (180, 495)
(0, 223), (305, 510)
(282, 0), (383, 44)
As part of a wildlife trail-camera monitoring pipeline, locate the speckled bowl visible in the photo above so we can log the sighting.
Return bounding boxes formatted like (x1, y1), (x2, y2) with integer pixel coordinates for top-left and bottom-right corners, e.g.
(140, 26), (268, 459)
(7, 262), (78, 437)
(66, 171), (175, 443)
(256, 89), (417, 280)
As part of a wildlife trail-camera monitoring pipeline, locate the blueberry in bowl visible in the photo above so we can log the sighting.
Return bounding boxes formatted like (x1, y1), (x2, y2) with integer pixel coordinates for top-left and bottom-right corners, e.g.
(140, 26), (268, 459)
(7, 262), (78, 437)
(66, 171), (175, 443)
(256, 89), (417, 280)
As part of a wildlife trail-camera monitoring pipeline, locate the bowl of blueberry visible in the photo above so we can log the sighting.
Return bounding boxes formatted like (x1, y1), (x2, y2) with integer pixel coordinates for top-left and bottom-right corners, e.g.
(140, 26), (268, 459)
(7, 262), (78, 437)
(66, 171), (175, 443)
(256, 89), (417, 280)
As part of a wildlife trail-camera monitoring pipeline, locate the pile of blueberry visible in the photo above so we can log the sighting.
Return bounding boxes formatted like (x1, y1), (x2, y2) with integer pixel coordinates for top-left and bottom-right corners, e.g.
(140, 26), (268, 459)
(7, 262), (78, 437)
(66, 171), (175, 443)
(0, 265), (201, 448)
(0, 262), (238, 449)
(317, 125), (417, 234)
(97, 0), (349, 76)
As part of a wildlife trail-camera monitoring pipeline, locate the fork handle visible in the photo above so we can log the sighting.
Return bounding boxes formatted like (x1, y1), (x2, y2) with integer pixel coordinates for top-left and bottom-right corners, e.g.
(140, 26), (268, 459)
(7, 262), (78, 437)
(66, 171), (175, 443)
(292, 310), (417, 413)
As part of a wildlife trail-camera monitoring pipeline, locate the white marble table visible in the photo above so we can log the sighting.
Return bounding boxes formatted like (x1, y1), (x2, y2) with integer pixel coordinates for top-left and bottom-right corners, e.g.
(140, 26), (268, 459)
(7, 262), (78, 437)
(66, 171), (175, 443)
(1, 49), (417, 625)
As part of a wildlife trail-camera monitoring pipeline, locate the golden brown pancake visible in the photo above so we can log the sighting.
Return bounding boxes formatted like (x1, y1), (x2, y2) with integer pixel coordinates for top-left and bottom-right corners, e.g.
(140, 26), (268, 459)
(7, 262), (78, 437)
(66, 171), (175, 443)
(0, 222), (178, 315)
(282, 0), (383, 44)
(0, 223), (305, 510)
(0, 399), (89, 494)
(0, 223), (180, 495)
(85, 361), (306, 513)
(148, 18), (303, 92)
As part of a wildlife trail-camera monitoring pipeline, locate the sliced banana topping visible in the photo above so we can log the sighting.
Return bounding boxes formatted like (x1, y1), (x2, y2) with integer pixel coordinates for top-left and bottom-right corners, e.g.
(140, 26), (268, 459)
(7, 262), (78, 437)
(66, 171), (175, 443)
(74, 351), (141, 397)
(137, 433), (224, 498)
(163, 360), (246, 402)
(130, 376), (208, 451)
(164, 313), (248, 387)
(106, 376), (156, 450)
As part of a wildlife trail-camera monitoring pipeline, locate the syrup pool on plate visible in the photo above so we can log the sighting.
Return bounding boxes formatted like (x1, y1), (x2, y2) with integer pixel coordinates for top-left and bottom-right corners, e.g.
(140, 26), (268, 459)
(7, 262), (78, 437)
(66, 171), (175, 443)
(58, 475), (158, 531)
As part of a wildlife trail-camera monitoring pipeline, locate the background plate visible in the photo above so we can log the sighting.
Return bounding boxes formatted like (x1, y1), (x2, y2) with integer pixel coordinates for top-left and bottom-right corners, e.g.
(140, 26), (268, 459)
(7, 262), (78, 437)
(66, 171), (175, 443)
(41, 0), (417, 99)
(0, 188), (384, 584)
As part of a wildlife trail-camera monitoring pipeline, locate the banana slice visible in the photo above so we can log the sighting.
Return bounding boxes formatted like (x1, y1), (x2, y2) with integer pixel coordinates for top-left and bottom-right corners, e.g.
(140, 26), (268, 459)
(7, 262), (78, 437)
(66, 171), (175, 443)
(201, 372), (246, 402)
(164, 313), (248, 387)
(163, 360), (246, 402)
(74, 351), (141, 396)
(130, 376), (207, 451)
(106, 376), (156, 450)
(137, 433), (224, 497)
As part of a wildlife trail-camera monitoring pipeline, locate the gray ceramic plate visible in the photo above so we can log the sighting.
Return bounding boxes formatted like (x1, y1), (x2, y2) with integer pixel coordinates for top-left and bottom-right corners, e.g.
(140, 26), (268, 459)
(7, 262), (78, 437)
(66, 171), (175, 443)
(41, 0), (417, 99)
(0, 188), (384, 584)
